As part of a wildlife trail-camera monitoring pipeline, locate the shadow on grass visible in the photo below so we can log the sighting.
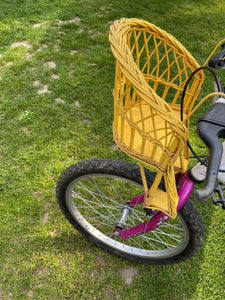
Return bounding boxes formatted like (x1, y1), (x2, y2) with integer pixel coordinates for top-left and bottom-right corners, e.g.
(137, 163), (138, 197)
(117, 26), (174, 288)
(35, 229), (206, 299)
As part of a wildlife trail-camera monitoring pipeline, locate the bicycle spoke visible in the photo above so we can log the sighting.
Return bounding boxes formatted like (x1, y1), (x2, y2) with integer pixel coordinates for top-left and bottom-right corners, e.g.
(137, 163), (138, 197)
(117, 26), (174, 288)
(66, 173), (189, 255)
(153, 228), (183, 242)
(57, 159), (205, 263)
(73, 183), (120, 223)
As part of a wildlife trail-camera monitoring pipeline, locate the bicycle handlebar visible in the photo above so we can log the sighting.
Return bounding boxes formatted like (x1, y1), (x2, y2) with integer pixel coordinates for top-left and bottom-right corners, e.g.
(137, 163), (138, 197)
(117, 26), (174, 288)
(208, 43), (225, 69)
(193, 102), (225, 203)
(191, 42), (225, 202)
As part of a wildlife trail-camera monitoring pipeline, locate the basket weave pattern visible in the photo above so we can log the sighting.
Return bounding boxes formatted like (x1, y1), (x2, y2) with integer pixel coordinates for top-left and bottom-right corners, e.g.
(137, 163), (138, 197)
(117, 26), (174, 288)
(109, 18), (204, 218)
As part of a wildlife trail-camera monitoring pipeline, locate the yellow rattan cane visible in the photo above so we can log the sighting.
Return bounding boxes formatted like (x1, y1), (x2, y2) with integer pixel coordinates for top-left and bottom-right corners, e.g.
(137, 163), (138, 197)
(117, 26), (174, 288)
(109, 18), (205, 218)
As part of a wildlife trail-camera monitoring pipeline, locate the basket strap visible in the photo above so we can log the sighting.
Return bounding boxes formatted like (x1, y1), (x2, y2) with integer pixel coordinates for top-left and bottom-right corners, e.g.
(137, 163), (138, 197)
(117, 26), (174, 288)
(139, 161), (179, 219)
(139, 162), (163, 204)
(139, 162), (149, 195)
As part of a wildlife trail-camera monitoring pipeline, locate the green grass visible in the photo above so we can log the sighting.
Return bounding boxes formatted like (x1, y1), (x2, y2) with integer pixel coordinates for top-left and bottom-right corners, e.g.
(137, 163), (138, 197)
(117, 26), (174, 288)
(0, 0), (225, 299)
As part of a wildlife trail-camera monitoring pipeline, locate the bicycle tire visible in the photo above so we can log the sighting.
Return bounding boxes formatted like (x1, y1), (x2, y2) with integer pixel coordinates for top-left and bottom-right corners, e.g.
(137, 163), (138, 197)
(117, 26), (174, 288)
(56, 158), (204, 265)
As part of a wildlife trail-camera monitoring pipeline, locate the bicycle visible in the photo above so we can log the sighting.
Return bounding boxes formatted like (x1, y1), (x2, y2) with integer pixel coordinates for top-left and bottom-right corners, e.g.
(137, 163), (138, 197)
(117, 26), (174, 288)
(56, 19), (225, 265)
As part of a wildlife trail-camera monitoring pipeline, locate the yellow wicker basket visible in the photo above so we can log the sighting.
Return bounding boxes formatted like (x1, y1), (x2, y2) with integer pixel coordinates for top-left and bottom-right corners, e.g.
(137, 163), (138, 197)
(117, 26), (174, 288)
(109, 18), (205, 218)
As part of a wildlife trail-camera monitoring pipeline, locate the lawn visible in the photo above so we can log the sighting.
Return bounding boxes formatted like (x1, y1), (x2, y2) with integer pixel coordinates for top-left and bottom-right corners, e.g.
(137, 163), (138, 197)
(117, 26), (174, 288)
(0, 0), (225, 299)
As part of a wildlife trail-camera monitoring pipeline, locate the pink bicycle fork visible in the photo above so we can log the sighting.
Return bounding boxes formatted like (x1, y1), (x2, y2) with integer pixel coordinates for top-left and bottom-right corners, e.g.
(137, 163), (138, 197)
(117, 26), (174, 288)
(113, 171), (196, 239)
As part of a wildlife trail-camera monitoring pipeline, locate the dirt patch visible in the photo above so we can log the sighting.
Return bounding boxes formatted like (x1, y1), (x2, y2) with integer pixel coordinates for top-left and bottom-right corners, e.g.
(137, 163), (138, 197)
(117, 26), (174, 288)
(44, 61), (56, 69)
(0, 289), (12, 299)
(27, 290), (35, 298)
(11, 41), (32, 49)
(101, 4), (114, 14)
(36, 267), (50, 276)
(74, 100), (80, 107)
(70, 50), (77, 55)
(50, 230), (57, 238)
(55, 98), (65, 104)
(22, 127), (31, 134)
(58, 17), (81, 26)
(42, 212), (50, 223)
(36, 45), (48, 53)
(33, 21), (50, 29)
(111, 144), (120, 151)
(33, 80), (41, 87)
(96, 254), (106, 265)
(119, 266), (140, 285)
(77, 28), (83, 34)
(33, 23), (41, 28)
(5, 62), (12, 67)
(38, 84), (51, 95)
(96, 13), (103, 17)
(51, 74), (59, 79)
(53, 44), (60, 52)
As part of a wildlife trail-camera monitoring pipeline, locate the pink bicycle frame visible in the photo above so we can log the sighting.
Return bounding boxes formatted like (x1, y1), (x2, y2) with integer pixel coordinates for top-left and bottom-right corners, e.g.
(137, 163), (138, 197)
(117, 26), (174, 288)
(113, 171), (196, 239)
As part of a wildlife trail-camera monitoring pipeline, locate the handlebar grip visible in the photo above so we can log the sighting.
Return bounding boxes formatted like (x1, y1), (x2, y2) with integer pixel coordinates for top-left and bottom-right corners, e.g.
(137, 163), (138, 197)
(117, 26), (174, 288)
(192, 103), (225, 203)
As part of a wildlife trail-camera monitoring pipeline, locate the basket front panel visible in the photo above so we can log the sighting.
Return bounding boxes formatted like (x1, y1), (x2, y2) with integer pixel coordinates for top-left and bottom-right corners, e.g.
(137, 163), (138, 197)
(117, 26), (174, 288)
(113, 98), (181, 172)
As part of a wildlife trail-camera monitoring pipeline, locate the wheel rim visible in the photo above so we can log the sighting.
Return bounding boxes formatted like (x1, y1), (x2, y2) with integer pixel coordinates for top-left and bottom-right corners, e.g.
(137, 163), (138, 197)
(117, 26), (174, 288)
(66, 174), (189, 259)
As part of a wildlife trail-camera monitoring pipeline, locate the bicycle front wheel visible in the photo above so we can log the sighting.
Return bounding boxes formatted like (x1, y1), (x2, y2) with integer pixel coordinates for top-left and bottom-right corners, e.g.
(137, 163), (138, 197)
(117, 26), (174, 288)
(56, 158), (204, 265)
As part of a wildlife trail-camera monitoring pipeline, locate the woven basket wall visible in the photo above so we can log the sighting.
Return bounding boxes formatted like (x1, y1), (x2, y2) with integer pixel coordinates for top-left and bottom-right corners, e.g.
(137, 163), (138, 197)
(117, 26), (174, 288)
(109, 18), (204, 218)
